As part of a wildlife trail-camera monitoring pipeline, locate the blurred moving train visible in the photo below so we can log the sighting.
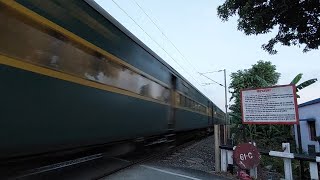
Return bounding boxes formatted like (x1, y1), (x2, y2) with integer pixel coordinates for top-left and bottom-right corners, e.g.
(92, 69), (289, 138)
(0, 0), (225, 159)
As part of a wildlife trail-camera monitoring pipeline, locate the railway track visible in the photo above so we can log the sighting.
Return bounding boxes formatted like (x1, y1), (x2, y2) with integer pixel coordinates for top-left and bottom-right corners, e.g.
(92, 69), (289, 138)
(1, 132), (209, 180)
(96, 139), (199, 179)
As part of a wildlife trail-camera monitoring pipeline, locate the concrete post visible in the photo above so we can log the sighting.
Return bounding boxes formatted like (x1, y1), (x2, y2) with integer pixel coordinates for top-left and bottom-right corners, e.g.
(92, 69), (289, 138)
(214, 125), (220, 172)
(221, 149), (227, 172)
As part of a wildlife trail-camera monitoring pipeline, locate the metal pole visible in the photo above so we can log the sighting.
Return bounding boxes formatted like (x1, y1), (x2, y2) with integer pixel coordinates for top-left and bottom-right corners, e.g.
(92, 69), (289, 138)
(297, 123), (303, 153)
(297, 123), (303, 178)
(223, 69), (229, 141)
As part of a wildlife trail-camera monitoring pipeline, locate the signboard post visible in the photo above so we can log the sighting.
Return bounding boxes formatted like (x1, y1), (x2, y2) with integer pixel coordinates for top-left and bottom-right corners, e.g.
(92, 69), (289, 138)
(241, 85), (298, 124)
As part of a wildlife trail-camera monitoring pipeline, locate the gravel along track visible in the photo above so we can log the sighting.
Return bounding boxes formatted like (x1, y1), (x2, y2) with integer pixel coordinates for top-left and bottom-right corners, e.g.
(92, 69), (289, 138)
(149, 135), (216, 173)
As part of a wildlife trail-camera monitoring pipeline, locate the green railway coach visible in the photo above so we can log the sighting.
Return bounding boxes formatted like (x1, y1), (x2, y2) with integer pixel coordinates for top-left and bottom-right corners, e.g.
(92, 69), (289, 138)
(0, 0), (225, 159)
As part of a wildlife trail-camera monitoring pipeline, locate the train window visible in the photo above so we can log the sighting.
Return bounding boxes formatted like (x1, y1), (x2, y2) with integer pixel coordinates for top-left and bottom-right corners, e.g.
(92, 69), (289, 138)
(191, 100), (194, 109)
(175, 92), (211, 115)
(185, 97), (188, 108)
(196, 104), (200, 111)
(192, 101), (196, 110)
(182, 96), (187, 107)
(162, 88), (170, 103)
(201, 105), (206, 113)
(180, 95), (185, 107)
(187, 98), (191, 108)
(208, 108), (212, 116)
(175, 93), (180, 106)
(0, 7), (170, 103)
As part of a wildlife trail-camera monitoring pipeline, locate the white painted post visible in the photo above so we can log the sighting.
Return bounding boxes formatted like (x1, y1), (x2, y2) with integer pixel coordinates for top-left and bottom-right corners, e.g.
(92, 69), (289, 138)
(227, 150), (233, 165)
(250, 168), (258, 179)
(221, 149), (227, 172)
(282, 143), (293, 180)
(249, 142), (258, 179)
(309, 162), (319, 180)
(307, 145), (319, 180)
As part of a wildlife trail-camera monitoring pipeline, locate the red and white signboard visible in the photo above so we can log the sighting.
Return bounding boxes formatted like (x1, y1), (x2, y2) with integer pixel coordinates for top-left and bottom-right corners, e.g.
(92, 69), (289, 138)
(241, 85), (298, 124)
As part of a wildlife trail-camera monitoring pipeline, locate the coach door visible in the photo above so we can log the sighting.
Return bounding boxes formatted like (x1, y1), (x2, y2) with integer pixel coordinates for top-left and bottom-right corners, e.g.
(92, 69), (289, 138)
(207, 101), (210, 126)
(168, 75), (177, 131)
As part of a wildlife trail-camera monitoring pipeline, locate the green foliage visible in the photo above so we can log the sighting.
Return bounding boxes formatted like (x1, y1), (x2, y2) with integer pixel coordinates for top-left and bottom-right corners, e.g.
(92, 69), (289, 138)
(229, 60), (281, 145)
(290, 73), (303, 85)
(289, 73), (318, 97)
(296, 79), (318, 92)
(229, 61), (297, 176)
(229, 60), (280, 107)
(229, 62), (318, 176)
(217, 0), (320, 54)
(229, 61), (318, 149)
(255, 75), (270, 87)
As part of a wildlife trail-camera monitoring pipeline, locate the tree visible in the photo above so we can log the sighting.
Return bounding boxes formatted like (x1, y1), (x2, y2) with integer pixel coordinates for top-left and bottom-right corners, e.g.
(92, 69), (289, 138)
(229, 60), (280, 143)
(229, 60), (280, 120)
(217, 0), (320, 54)
(229, 62), (318, 176)
(229, 61), (318, 148)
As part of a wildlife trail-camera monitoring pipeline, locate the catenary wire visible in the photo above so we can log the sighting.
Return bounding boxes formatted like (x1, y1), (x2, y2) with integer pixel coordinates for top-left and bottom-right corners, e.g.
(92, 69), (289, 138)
(111, 0), (205, 88)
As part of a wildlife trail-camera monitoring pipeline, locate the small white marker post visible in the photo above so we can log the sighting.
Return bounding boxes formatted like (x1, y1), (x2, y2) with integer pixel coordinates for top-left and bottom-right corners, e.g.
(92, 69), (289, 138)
(308, 145), (319, 180)
(221, 148), (227, 172)
(282, 143), (293, 180)
(309, 161), (319, 180)
(249, 142), (258, 179)
(227, 149), (233, 166)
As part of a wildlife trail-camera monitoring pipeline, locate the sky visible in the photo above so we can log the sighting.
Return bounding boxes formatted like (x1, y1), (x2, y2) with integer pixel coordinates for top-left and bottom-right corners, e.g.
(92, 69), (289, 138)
(95, 0), (319, 111)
